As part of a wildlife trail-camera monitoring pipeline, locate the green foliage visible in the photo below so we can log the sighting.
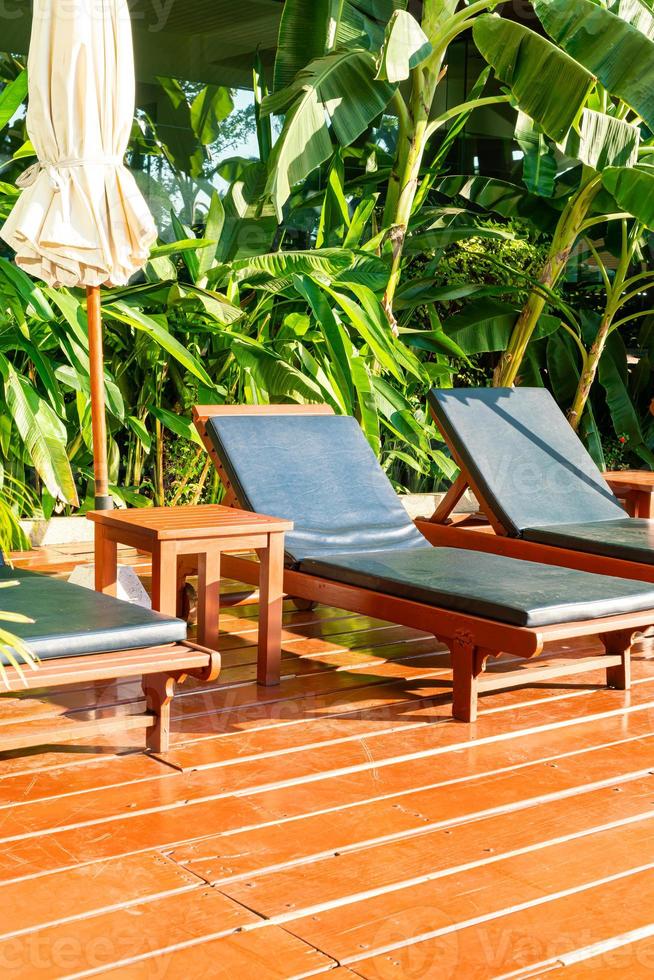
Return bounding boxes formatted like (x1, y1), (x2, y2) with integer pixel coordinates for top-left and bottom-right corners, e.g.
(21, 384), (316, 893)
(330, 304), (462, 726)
(2, 0), (654, 528)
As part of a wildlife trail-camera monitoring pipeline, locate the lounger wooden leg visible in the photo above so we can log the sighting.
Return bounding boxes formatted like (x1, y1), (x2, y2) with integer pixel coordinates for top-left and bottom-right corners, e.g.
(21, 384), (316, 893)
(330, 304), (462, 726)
(600, 630), (634, 691)
(143, 673), (177, 753)
(450, 631), (490, 723)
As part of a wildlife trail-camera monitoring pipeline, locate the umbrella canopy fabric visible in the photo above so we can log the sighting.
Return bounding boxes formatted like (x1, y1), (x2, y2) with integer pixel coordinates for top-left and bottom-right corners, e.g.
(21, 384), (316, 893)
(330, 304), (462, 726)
(1, 0), (156, 288)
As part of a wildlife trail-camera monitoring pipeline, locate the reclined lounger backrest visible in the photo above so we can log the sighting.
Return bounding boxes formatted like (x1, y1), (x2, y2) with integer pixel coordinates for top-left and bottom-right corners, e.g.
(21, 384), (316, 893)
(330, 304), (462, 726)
(429, 387), (626, 537)
(205, 413), (426, 565)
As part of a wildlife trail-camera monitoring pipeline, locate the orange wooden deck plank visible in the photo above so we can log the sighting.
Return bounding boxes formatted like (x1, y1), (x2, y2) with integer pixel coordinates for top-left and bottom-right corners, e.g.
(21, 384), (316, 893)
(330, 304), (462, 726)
(94, 925), (334, 979)
(166, 647), (653, 750)
(3, 651), (632, 810)
(5, 677), (654, 850)
(220, 752), (654, 920)
(165, 660), (654, 773)
(0, 852), (198, 940)
(281, 810), (654, 962)
(171, 708), (654, 884)
(0, 751), (166, 808)
(179, 774), (654, 897)
(0, 885), (260, 979)
(350, 864), (654, 978)
(0, 677), (650, 886)
(554, 935), (654, 976)
(0, 698), (652, 891)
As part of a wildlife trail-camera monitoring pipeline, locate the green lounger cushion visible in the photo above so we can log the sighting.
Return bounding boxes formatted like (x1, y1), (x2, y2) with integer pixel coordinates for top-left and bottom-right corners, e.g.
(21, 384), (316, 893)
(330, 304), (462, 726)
(205, 413), (426, 565)
(0, 566), (187, 665)
(524, 519), (654, 566)
(300, 546), (654, 628)
(429, 387), (626, 535)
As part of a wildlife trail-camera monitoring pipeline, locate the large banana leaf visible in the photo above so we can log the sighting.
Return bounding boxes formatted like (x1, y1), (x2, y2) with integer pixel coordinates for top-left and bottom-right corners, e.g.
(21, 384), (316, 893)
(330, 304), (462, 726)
(546, 331), (605, 466)
(263, 51), (395, 218)
(273, 0), (332, 93)
(148, 405), (203, 447)
(515, 114), (557, 198)
(329, 279), (425, 380)
(230, 248), (355, 287)
(105, 302), (213, 386)
(0, 71), (27, 130)
(0, 258), (54, 323)
(155, 77), (204, 177)
(189, 85), (233, 145)
(229, 335), (327, 404)
(218, 163), (278, 262)
(405, 220), (514, 253)
(167, 284), (243, 325)
(602, 164), (654, 228)
(445, 301), (560, 355)
(46, 289), (124, 420)
(0, 358), (78, 505)
(376, 10), (432, 83)
(473, 15), (595, 142)
(371, 376), (432, 456)
(316, 154), (350, 248)
(533, 0), (654, 131)
(273, 0), (407, 93)
(337, 0), (408, 51)
(436, 175), (561, 233)
(599, 332), (654, 466)
(294, 275), (354, 412)
(349, 351), (380, 455)
(196, 192), (225, 287)
(560, 109), (640, 171)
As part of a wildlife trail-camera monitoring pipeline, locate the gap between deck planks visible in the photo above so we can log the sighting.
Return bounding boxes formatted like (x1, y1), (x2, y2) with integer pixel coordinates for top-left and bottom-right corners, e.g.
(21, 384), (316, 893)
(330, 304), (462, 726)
(1, 546), (654, 977)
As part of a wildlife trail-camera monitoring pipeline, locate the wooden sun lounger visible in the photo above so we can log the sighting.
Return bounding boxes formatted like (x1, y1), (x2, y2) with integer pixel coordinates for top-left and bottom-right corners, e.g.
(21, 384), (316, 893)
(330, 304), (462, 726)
(0, 566), (220, 754)
(193, 403), (654, 723)
(418, 387), (654, 585)
(1, 641), (219, 755)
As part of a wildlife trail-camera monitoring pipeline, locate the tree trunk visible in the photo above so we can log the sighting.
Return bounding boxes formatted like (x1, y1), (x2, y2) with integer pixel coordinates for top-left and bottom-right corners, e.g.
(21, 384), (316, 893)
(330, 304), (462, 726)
(567, 314), (613, 431)
(494, 176), (601, 388)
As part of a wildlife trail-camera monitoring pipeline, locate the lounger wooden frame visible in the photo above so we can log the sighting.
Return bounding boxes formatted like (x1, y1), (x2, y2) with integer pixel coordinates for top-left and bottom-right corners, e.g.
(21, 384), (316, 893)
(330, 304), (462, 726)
(417, 406), (654, 585)
(2, 640), (220, 755)
(193, 403), (652, 723)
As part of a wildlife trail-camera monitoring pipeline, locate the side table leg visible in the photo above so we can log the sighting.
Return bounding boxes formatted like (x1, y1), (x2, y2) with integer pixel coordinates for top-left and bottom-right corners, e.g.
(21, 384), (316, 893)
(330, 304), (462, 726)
(257, 532), (285, 686)
(621, 489), (653, 519)
(197, 549), (221, 652)
(95, 525), (118, 596)
(151, 542), (179, 615)
(633, 491), (653, 520)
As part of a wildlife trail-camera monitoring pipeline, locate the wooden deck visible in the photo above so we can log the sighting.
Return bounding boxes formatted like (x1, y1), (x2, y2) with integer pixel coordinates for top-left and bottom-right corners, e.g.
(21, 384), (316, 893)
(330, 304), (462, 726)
(2, 540), (654, 978)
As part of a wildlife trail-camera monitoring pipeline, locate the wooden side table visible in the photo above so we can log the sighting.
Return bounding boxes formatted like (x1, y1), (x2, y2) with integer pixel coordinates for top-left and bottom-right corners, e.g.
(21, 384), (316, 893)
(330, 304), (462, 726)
(87, 505), (293, 686)
(605, 471), (654, 519)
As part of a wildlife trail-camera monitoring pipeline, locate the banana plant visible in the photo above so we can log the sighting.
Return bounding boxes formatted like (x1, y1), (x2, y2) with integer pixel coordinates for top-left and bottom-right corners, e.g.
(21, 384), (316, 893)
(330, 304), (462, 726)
(110, 193), (458, 490)
(260, 0), (621, 330)
(566, 223), (652, 433)
(485, 0), (654, 387)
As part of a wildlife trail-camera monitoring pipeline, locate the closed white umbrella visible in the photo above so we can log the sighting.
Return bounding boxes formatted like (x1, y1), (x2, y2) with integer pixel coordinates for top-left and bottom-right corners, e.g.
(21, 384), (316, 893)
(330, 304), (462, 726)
(1, 0), (157, 508)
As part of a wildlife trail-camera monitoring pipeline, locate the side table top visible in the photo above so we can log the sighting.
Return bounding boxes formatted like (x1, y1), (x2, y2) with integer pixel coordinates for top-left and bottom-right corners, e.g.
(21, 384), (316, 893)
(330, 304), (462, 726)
(87, 504), (293, 541)
(605, 470), (654, 493)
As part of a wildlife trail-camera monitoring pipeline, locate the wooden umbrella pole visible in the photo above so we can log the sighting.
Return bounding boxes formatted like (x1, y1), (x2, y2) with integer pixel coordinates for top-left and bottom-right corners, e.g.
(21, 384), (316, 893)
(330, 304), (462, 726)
(86, 285), (112, 510)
